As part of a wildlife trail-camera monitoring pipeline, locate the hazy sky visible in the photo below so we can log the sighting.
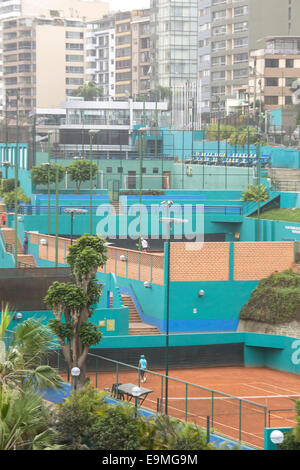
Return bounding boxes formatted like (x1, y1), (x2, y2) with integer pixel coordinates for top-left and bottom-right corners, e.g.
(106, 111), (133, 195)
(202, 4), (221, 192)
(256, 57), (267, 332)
(109, 0), (150, 12)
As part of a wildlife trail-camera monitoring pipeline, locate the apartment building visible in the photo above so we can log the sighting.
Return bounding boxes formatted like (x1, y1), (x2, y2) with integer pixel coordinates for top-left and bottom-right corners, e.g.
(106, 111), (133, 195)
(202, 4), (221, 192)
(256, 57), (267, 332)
(202, 0), (300, 117)
(86, 10), (150, 101)
(249, 36), (300, 112)
(2, 16), (89, 114)
(0, 0), (109, 111)
(86, 15), (116, 100)
(114, 9), (150, 100)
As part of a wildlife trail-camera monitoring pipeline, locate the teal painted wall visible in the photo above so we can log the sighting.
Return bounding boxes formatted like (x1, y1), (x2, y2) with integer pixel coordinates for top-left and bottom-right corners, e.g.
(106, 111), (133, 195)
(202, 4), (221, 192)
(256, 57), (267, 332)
(168, 280), (258, 332)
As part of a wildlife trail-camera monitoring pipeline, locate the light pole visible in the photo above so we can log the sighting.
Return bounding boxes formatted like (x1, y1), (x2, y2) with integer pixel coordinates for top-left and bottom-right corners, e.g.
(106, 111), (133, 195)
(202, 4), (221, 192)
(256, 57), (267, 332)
(64, 208), (88, 245)
(88, 130), (99, 235)
(2, 160), (10, 179)
(71, 366), (81, 391)
(138, 128), (146, 251)
(160, 201), (188, 416)
(14, 89), (20, 268)
(41, 162), (51, 235)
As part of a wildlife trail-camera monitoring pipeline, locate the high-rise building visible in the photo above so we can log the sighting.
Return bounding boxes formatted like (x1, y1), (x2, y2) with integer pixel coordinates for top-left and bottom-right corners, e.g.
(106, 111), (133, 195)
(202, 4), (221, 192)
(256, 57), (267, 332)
(114, 9), (150, 100)
(2, 16), (88, 113)
(199, 0), (300, 118)
(0, 0), (109, 111)
(86, 9), (150, 101)
(150, 0), (198, 89)
(86, 15), (116, 100)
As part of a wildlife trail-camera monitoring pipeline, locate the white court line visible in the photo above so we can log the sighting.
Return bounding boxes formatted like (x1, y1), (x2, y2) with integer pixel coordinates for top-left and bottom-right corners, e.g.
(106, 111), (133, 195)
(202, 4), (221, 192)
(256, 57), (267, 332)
(259, 382), (300, 396)
(241, 383), (282, 395)
(166, 394), (300, 400)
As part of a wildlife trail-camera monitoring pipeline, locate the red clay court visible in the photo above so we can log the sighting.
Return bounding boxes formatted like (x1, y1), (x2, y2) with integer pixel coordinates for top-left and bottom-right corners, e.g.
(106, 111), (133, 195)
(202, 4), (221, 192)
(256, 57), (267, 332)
(71, 365), (300, 449)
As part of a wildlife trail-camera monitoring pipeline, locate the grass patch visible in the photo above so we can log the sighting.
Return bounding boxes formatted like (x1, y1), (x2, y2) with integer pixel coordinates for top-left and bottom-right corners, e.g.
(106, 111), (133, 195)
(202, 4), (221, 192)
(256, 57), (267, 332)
(249, 207), (300, 223)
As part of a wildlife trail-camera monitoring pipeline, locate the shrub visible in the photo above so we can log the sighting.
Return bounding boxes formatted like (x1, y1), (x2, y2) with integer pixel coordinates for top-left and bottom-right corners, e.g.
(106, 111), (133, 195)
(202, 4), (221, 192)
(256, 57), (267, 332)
(239, 270), (300, 324)
(2, 178), (20, 193)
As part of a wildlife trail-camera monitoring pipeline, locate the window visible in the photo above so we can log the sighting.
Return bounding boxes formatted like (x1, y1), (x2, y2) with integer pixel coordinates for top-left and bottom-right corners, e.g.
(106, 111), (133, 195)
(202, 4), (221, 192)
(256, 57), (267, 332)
(106, 167), (112, 173)
(233, 68), (248, 79)
(285, 96), (293, 105)
(233, 37), (248, 49)
(286, 59), (294, 68)
(264, 96), (278, 105)
(234, 6), (248, 17)
(66, 66), (83, 74)
(234, 22), (248, 33)
(66, 77), (83, 85)
(66, 55), (83, 62)
(66, 43), (83, 50)
(66, 31), (83, 39)
(233, 53), (248, 64)
(265, 59), (279, 68)
(117, 167), (123, 173)
(286, 77), (297, 87)
(153, 168), (159, 174)
(265, 77), (278, 86)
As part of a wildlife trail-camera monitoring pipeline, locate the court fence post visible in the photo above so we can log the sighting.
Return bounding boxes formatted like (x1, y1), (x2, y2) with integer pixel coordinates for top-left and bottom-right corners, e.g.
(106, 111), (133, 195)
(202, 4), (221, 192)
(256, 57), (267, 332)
(95, 357), (98, 388)
(211, 390), (214, 428)
(185, 383), (188, 422)
(161, 375), (164, 414)
(239, 399), (242, 442)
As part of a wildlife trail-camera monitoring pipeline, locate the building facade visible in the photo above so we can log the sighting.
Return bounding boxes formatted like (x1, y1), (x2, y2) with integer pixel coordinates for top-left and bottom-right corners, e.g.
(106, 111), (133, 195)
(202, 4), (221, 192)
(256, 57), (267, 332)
(0, 0), (109, 112)
(205, 0), (300, 117)
(249, 36), (300, 113)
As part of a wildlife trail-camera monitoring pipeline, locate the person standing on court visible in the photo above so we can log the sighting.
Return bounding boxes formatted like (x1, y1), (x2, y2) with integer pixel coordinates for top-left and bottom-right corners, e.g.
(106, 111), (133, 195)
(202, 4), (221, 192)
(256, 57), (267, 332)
(138, 355), (148, 383)
(23, 233), (28, 254)
(1, 213), (6, 226)
(141, 237), (148, 252)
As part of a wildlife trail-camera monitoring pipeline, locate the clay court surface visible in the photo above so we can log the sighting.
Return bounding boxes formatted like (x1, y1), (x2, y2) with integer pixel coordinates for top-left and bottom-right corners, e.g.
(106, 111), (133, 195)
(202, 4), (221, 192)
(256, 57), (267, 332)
(66, 366), (300, 449)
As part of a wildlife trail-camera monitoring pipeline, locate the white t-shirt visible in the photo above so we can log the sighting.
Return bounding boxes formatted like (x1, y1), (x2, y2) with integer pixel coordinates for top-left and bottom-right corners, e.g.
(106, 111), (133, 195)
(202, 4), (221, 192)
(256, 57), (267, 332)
(142, 239), (148, 249)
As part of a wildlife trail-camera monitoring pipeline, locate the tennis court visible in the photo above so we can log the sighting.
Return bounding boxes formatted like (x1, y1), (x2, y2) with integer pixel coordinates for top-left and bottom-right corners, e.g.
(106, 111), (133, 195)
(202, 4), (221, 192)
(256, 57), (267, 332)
(71, 365), (300, 449)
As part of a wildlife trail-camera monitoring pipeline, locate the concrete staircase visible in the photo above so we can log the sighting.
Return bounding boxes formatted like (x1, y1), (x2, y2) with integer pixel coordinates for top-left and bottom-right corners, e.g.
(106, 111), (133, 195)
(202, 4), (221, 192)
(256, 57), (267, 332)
(1, 227), (36, 267)
(120, 293), (161, 336)
(110, 200), (123, 215)
(269, 168), (300, 192)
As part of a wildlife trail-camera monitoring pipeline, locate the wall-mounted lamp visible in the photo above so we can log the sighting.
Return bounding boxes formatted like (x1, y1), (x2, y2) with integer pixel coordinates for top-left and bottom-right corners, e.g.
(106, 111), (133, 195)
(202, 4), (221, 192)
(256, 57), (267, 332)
(120, 255), (127, 262)
(12, 312), (23, 321)
(144, 281), (152, 288)
(17, 216), (23, 222)
(40, 238), (47, 246)
(198, 289), (205, 298)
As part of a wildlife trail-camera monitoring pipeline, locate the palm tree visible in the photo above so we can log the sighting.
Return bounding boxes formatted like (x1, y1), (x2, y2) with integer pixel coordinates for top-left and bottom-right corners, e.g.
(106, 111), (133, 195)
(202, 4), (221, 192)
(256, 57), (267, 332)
(0, 308), (62, 392)
(0, 387), (62, 450)
(242, 183), (269, 241)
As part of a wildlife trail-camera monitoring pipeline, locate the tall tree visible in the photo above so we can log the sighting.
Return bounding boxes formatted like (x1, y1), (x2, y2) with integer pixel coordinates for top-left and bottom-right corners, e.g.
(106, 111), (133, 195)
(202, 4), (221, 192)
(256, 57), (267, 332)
(67, 160), (98, 193)
(31, 164), (66, 187)
(44, 234), (107, 389)
(241, 184), (269, 241)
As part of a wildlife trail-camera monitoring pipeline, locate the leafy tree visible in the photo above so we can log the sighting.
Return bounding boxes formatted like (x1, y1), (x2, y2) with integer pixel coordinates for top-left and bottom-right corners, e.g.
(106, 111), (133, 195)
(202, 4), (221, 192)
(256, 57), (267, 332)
(31, 164), (66, 187)
(205, 123), (235, 142)
(44, 234), (107, 389)
(241, 183), (269, 241)
(67, 160), (98, 193)
(72, 81), (103, 101)
(2, 187), (31, 209)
